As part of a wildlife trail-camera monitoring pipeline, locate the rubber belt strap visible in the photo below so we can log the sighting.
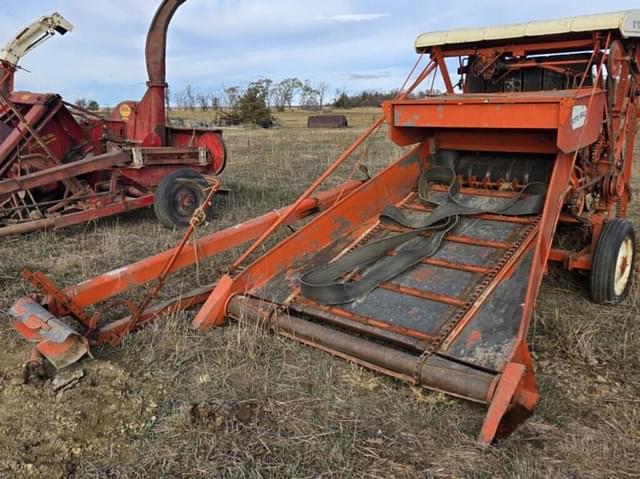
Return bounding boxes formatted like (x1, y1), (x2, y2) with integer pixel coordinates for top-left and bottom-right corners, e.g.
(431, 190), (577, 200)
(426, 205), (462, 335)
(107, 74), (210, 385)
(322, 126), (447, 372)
(299, 166), (547, 305)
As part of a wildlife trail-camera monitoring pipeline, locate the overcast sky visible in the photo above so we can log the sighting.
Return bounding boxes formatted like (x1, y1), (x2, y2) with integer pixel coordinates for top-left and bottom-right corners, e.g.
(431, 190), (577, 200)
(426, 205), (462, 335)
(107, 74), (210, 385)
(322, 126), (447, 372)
(1, 1), (637, 105)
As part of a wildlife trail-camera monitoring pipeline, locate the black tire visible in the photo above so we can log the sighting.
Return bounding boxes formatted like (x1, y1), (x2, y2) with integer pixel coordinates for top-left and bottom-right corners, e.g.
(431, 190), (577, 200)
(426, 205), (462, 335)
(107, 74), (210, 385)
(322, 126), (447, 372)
(590, 219), (636, 304)
(154, 169), (209, 228)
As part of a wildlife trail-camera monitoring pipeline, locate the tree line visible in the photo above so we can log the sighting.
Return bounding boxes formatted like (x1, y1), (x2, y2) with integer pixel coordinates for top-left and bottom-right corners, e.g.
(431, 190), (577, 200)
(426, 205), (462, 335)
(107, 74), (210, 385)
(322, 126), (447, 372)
(169, 78), (330, 112)
(74, 98), (100, 111)
(73, 79), (441, 128)
(167, 80), (442, 128)
(333, 88), (442, 108)
(167, 78), (440, 112)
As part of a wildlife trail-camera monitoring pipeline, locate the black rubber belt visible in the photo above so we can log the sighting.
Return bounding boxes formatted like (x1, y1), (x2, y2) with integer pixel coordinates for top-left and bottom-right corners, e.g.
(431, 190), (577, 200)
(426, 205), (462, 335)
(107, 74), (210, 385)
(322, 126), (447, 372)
(299, 166), (547, 305)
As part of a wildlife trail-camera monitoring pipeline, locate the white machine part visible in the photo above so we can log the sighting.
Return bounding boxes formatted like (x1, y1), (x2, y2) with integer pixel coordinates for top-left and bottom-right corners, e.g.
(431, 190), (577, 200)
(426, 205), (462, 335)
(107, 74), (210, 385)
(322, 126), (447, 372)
(415, 10), (640, 52)
(0, 12), (74, 67)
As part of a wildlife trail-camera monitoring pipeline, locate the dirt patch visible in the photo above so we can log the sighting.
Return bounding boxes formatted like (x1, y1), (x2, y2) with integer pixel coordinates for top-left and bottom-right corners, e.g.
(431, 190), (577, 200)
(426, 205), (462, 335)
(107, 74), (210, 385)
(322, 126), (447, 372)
(189, 399), (261, 430)
(0, 358), (165, 477)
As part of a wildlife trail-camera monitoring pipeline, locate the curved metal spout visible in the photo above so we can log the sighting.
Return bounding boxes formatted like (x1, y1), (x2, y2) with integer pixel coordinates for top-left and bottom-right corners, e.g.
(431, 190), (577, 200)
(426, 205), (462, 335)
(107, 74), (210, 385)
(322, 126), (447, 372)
(138, 0), (187, 144)
(145, 0), (187, 86)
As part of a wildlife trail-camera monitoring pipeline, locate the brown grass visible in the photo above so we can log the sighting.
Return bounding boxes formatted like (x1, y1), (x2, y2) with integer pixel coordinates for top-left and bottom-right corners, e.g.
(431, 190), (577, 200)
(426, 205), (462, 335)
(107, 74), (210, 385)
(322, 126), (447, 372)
(0, 110), (639, 478)
(168, 106), (382, 130)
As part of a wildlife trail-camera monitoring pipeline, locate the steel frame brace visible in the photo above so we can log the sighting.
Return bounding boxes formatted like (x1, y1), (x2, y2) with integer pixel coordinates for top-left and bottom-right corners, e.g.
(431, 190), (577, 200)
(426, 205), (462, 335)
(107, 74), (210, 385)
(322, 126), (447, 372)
(10, 180), (363, 364)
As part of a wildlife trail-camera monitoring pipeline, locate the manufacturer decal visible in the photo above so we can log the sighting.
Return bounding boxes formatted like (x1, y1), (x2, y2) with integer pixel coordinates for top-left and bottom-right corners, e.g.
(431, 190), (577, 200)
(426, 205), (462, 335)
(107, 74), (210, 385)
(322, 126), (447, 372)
(571, 105), (587, 130)
(119, 103), (132, 120)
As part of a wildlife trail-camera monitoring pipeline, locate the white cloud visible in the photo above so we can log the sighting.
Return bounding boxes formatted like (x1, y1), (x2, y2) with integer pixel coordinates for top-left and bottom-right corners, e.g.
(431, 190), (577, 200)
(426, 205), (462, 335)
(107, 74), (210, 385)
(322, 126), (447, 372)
(4, 0), (640, 104)
(319, 13), (390, 22)
(349, 71), (392, 80)
(170, 0), (358, 37)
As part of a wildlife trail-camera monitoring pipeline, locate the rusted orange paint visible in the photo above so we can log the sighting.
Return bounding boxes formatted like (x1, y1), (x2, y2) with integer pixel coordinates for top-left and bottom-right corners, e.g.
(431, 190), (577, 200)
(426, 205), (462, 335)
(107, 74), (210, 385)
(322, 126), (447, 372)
(465, 329), (482, 349)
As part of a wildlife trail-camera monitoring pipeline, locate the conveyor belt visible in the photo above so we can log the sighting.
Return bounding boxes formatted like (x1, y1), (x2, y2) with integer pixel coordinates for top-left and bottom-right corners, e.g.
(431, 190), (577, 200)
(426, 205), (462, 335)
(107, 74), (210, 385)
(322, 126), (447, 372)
(248, 158), (549, 375)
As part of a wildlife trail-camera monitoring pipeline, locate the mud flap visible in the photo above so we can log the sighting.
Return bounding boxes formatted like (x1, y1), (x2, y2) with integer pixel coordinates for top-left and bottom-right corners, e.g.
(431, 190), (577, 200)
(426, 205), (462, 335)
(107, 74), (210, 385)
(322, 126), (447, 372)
(10, 297), (89, 369)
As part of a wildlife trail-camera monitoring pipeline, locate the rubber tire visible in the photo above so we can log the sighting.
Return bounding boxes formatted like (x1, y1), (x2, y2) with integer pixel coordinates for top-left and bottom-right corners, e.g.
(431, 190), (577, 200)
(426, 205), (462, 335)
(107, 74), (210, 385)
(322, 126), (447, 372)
(590, 219), (636, 304)
(154, 169), (209, 228)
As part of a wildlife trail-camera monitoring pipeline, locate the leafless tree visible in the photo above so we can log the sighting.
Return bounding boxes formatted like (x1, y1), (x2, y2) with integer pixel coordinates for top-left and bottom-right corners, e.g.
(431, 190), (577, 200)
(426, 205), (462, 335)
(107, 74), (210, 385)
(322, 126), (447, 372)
(273, 77), (302, 111)
(165, 87), (171, 111)
(270, 84), (285, 111)
(207, 89), (221, 110)
(316, 81), (329, 110)
(223, 86), (241, 108)
(196, 93), (209, 111)
(253, 78), (273, 107)
(300, 80), (320, 110)
(172, 89), (186, 109)
(183, 84), (196, 110)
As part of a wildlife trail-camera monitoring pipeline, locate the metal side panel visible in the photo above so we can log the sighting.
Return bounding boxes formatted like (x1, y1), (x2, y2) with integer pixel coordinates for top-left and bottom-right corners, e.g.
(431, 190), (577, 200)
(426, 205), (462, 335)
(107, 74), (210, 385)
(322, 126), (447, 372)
(443, 250), (534, 371)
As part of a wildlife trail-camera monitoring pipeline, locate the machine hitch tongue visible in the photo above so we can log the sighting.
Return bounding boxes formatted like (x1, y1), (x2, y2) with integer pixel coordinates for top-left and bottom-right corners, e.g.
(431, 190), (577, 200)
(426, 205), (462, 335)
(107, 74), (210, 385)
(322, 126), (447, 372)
(9, 181), (221, 368)
(9, 297), (89, 369)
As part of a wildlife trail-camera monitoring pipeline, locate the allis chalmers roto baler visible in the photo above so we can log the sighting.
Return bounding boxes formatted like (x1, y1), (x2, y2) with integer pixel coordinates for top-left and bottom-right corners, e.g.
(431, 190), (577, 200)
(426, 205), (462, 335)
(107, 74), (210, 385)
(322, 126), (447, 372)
(0, 0), (226, 237)
(9, 10), (640, 445)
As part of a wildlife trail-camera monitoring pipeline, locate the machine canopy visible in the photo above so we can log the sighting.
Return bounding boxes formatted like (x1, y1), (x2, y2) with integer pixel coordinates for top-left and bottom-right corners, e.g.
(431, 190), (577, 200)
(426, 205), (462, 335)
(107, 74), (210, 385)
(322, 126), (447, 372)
(415, 10), (640, 52)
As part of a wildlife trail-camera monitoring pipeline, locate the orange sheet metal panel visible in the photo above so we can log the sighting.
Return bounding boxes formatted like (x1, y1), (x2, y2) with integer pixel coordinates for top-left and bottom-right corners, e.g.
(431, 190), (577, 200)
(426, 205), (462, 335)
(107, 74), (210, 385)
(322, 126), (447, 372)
(390, 98), (561, 130)
(385, 90), (605, 153)
(555, 92), (605, 153)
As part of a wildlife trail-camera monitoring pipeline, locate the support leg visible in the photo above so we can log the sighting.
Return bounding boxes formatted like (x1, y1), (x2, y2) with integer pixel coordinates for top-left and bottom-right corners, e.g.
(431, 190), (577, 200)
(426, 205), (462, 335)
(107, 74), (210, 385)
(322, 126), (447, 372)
(477, 362), (525, 446)
(477, 341), (540, 445)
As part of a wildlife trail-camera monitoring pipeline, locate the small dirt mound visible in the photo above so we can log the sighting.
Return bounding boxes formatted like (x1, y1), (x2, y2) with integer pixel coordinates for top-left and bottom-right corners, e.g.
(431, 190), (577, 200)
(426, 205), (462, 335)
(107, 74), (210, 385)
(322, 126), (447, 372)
(189, 399), (260, 431)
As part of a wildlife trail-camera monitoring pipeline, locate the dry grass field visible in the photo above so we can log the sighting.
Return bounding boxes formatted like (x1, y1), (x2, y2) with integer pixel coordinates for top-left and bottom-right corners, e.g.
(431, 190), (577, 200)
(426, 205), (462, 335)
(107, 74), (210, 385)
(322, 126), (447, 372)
(0, 108), (638, 478)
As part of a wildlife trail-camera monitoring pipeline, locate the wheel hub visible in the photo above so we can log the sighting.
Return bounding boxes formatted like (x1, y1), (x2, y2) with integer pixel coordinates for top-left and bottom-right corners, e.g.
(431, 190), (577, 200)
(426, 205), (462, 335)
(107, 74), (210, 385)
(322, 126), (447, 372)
(614, 237), (633, 296)
(175, 187), (197, 216)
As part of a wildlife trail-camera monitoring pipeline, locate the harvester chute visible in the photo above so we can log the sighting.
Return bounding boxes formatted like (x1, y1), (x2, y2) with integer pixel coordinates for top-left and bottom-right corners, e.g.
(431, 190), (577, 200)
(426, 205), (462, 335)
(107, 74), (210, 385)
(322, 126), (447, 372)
(0, 0), (226, 237)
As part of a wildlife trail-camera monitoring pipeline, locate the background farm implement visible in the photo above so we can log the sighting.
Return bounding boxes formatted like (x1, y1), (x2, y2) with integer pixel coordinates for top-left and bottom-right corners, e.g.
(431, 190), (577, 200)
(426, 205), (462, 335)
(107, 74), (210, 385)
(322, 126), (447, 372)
(0, 0), (226, 236)
(9, 9), (640, 446)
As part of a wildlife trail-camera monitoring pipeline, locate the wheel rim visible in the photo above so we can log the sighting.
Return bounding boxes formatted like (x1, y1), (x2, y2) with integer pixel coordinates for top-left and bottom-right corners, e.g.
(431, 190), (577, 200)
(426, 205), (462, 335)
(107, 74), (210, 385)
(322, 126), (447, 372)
(174, 187), (198, 217)
(614, 236), (633, 296)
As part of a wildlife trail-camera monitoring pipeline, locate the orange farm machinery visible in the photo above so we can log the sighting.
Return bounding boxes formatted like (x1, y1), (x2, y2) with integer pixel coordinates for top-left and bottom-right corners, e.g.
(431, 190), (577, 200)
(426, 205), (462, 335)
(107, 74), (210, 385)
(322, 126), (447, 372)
(0, 0), (226, 237)
(9, 10), (640, 445)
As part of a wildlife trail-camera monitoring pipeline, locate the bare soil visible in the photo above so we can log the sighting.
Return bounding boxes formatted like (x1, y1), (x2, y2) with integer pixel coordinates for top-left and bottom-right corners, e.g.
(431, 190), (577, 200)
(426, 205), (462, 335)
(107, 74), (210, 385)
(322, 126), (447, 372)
(0, 110), (638, 478)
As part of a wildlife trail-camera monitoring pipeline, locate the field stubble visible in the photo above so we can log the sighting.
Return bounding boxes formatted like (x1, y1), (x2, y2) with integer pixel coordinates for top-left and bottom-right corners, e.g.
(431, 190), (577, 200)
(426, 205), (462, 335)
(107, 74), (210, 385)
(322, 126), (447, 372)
(0, 110), (638, 478)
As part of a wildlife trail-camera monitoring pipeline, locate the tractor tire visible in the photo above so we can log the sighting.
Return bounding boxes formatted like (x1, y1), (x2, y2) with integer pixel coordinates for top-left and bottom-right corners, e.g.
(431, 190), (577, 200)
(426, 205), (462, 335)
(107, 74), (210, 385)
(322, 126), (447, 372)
(590, 219), (636, 304)
(154, 169), (209, 228)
